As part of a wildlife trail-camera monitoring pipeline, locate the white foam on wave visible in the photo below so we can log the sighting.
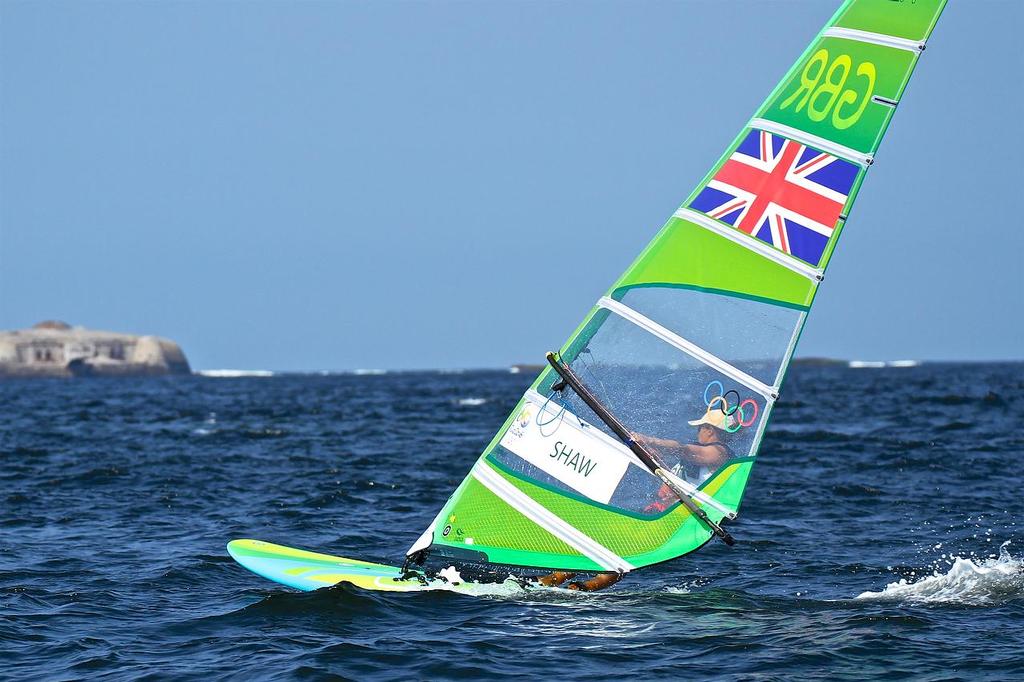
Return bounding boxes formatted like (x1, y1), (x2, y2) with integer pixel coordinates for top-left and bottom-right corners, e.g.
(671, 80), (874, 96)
(856, 542), (1024, 605)
(846, 359), (920, 369)
(197, 369), (275, 377)
(419, 575), (530, 598)
(458, 397), (487, 406)
(353, 369), (388, 376)
(665, 586), (692, 594)
(848, 360), (886, 369)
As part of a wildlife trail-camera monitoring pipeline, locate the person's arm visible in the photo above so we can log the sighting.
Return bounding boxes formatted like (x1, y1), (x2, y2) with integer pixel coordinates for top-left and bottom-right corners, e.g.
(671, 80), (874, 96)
(634, 432), (728, 467)
(630, 431), (683, 450)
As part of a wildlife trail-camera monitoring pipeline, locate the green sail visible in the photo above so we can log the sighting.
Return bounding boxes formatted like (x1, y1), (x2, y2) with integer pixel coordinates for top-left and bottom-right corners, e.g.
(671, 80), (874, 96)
(408, 0), (947, 575)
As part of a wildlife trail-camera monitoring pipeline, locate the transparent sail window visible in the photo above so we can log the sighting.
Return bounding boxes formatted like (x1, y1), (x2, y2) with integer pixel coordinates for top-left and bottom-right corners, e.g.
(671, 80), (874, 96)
(614, 285), (804, 388)
(541, 311), (769, 481)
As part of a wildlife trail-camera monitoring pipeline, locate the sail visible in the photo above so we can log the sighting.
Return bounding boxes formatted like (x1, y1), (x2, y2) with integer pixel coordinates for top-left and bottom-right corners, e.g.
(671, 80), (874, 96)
(408, 0), (947, 575)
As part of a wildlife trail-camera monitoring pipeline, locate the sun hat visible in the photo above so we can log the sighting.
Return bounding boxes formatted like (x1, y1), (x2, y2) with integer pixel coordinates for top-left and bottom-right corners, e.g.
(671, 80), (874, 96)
(688, 404), (738, 430)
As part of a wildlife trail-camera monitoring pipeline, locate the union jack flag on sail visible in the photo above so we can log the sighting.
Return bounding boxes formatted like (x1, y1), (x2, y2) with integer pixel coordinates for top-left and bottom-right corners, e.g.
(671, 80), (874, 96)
(689, 129), (859, 266)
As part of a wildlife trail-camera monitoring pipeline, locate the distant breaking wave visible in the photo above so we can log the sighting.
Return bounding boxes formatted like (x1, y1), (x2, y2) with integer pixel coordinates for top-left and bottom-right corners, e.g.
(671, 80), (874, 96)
(197, 369), (275, 378)
(848, 360), (920, 369)
(352, 369), (388, 376)
(856, 542), (1024, 605)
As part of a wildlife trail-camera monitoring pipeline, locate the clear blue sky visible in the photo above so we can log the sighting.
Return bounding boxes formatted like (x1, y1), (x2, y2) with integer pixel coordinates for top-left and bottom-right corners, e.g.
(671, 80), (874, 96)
(1, 1), (1020, 370)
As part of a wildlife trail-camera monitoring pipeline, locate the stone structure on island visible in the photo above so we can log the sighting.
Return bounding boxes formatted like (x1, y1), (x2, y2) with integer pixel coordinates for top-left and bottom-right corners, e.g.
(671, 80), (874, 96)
(0, 321), (191, 378)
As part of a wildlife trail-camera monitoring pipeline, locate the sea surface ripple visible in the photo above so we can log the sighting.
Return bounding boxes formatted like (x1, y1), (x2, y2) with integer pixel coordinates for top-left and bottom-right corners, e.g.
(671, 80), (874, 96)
(2, 363), (1023, 680)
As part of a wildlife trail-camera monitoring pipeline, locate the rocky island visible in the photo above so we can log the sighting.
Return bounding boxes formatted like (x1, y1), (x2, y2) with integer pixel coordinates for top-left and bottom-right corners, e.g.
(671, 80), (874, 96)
(0, 321), (191, 378)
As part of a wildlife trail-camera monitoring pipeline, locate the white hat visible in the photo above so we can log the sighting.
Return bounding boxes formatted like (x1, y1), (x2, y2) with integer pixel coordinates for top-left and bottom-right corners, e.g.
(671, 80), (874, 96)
(688, 404), (738, 431)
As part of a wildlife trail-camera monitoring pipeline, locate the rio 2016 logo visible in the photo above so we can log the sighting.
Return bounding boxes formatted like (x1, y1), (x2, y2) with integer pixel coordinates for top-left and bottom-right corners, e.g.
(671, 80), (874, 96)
(517, 406), (532, 428)
(780, 48), (876, 130)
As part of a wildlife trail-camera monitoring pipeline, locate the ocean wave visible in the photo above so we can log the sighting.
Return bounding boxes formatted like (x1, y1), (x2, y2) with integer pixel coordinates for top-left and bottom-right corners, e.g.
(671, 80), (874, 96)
(457, 398), (487, 406)
(846, 360), (920, 369)
(196, 369), (274, 378)
(352, 369), (388, 376)
(856, 542), (1024, 605)
(665, 586), (692, 594)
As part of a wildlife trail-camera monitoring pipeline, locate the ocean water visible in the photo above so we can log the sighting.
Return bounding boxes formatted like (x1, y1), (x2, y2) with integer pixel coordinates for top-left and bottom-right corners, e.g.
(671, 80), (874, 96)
(2, 363), (1023, 680)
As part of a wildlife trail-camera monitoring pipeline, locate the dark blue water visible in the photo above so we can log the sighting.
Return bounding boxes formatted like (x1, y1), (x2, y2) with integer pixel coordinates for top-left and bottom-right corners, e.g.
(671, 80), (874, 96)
(3, 363), (1023, 680)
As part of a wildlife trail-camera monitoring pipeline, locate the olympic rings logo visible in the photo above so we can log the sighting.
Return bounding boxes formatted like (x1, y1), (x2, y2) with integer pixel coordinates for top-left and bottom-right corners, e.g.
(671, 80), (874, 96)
(702, 381), (758, 432)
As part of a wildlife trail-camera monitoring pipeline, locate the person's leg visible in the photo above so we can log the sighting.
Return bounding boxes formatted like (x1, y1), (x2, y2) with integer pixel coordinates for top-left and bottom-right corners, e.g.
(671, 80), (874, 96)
(536, 571), (575, 587)
(567, 572), (622, 592)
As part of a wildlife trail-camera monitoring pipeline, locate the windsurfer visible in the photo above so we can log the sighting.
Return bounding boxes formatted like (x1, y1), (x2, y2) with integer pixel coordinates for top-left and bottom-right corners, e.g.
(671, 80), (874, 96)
(635, 406), (736, 512)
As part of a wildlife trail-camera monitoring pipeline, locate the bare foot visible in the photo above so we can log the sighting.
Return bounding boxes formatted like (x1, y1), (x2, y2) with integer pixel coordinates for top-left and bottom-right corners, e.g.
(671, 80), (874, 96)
(568, 573), (622, 592)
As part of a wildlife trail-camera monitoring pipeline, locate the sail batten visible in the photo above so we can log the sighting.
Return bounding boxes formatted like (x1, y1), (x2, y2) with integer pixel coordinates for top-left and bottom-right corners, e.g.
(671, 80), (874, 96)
(408, 0), (947, 576)
(821, 27), (926, 52)
(673, 208), (825, 280)
(745, 120), (874, 167)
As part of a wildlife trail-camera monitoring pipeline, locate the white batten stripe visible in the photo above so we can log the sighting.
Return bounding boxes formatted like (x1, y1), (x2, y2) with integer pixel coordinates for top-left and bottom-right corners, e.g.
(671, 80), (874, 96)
(656, 467), (737, 520)
(674, 207), (823, 282)
(749, 118), (873, 167)
(598, 296), (776, 399)
(471, 461), (634, 572)
(823, 27), (925, 53)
